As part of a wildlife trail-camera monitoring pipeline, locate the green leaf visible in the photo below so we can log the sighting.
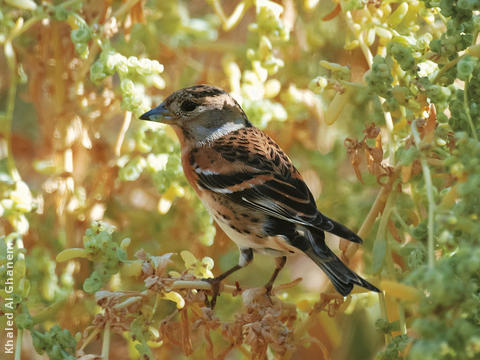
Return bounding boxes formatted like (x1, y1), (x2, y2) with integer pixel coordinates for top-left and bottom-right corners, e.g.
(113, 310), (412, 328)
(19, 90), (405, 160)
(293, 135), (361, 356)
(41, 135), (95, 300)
(372, 238), (387, 274)
(396, 147), (419, 166)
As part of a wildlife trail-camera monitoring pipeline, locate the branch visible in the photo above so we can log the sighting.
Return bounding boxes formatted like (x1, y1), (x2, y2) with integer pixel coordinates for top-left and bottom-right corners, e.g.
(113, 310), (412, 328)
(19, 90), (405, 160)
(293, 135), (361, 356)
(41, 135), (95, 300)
(114, 111), (132, 156)
(15, 329), (22, 360)
(464, 77), (478, 141)
(101, 321), (111, 359)
(411, 121), (436, 268)
(343, 169), (398, 260)
(167, 277), (301, 295)
(208, 0), (252, 31)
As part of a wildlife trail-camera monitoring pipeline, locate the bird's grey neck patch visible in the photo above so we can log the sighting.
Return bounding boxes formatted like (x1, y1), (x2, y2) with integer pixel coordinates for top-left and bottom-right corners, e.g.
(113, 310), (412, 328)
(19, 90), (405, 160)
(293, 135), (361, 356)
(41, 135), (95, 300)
(195, 121), (245, 146)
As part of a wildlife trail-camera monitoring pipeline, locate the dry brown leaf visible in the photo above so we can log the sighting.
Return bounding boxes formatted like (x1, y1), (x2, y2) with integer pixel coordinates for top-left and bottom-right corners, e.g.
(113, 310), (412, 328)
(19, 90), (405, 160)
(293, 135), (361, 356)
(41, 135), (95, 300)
(401, 164), (412, 183)
(220, 288), (297, 359)
(323, 3), (341, 21)
(364, 122), (381, 139)
(345, 138), (364, 183)
(421, 104), (437, 143)
(181, 309), (193, 355)
(345, 123), (393, 185)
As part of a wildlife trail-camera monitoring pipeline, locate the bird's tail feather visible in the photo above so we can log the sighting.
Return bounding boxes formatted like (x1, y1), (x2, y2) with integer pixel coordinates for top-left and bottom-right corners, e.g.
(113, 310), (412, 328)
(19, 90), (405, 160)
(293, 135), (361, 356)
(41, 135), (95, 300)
(314, 213), (363, 244)
(304, 246), (380, 296)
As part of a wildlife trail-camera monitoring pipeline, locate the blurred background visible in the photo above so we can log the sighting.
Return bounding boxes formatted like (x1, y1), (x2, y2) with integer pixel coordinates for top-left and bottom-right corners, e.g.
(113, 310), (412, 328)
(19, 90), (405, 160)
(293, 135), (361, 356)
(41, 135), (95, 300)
(2, 0), (479, 359)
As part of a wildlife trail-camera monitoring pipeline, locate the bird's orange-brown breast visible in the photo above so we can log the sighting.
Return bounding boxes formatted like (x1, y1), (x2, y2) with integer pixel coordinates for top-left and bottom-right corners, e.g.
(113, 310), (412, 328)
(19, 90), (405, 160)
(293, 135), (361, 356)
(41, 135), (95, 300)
(181, 140), (269, 243)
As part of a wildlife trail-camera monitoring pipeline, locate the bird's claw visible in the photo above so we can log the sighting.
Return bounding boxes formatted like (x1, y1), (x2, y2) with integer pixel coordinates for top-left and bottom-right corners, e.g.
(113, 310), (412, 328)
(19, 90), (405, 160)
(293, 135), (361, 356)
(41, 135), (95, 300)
(203, 277), (222, 309)
(264, 284), (274, 305)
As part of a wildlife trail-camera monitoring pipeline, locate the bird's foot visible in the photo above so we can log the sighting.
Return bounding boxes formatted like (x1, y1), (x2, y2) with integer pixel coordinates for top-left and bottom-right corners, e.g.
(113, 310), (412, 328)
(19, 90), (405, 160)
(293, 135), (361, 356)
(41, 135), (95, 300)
(202, 277), (222, 309)
(262, 256), (285, 305)
(264, 283), (274, 305)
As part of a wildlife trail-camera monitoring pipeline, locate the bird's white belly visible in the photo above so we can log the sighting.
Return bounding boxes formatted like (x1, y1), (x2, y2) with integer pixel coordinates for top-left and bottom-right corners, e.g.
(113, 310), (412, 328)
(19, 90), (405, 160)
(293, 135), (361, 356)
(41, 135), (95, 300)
(197, 195), (261, 249)
(198, 194), (299, 256)
(214, 216), (261, 249)
(213, 214), (299, 256)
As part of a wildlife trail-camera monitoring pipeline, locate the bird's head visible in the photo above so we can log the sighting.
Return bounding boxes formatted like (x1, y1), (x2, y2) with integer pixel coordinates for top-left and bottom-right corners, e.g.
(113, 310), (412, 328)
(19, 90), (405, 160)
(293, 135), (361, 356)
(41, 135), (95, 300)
(140, 85), (251, 145)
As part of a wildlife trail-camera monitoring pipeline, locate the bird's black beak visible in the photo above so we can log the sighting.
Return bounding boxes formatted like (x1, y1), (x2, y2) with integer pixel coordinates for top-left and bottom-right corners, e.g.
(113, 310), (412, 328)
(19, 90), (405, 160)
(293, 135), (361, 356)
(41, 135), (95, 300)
(139, 103), (172, 122)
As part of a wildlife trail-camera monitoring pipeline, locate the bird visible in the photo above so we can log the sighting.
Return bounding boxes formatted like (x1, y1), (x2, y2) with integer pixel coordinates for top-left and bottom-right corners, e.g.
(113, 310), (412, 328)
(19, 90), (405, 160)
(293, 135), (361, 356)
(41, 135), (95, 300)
(140, 84), (379, 307)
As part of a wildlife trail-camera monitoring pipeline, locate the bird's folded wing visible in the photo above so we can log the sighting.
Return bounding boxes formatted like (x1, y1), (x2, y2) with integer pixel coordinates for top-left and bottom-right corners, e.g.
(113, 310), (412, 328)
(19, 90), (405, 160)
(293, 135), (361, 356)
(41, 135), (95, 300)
(188, 128), (363, 243)
(197, 170), (317, 223)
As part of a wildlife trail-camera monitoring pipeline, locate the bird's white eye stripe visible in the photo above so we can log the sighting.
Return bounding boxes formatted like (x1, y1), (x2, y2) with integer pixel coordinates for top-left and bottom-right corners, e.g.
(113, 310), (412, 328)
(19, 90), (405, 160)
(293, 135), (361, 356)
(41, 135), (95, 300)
(194, 168), (219, 175)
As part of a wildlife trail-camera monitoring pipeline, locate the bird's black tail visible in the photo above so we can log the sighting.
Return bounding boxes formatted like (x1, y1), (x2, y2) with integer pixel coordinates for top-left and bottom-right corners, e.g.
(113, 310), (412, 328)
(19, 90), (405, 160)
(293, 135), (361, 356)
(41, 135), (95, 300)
(313, 212), (364, 244)
(304, 232), (379, 296)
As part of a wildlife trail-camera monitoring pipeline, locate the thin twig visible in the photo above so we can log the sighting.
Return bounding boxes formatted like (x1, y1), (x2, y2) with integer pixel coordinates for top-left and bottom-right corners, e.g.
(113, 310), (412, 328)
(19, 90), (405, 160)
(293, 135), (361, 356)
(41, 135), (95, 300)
(8, 15), (44, 41)
(3, 41), (20, 181)
(378, 292), (392, 344)
(464, 77), (478, 141)
(411, 121), (435, 268)
(344, 10), (373, 67)
(432, 56), (462, 83)
(168, 277), (300, 294)
(344, 170), (397, 260)
(238, 345), (252, 358)
(271, 277), (303, 293)
(114, 111), (132, 156)
(15, 329), (22, 360)
(79, 328), (101, 351)
(60, 0), (84, 9)
(31, 298), (68, 325)
(398, 301), (407, 336)
(101, 321), (111, 359)
(375, 193), (395, 273)
(148, 293), (161, 322)
(208, 0), (252, 31)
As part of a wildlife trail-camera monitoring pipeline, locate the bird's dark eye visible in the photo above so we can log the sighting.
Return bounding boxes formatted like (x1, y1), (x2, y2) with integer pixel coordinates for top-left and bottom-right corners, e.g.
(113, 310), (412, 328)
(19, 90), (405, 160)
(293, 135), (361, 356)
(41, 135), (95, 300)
(180, 100), (198, 112)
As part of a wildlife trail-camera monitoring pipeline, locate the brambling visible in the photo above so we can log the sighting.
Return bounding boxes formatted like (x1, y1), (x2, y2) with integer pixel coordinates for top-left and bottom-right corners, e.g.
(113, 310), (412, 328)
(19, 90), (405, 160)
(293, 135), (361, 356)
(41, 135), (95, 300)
(140, 85), (379, 306)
